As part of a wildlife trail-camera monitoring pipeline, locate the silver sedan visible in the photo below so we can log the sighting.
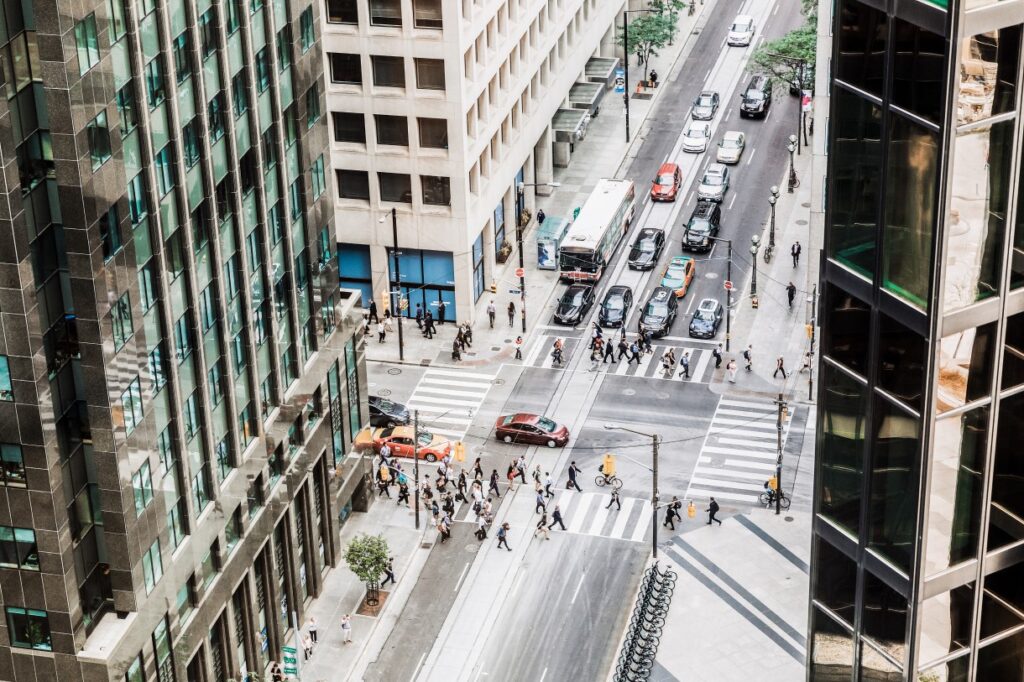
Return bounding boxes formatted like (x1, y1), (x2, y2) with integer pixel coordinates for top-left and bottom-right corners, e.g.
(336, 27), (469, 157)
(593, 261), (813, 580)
(681, 121), (711, 153)
(716, 131), (746, 164)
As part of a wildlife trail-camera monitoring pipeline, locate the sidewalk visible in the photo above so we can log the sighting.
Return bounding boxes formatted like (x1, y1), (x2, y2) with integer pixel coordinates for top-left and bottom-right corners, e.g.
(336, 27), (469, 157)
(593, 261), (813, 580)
(364, 2), (717, 370)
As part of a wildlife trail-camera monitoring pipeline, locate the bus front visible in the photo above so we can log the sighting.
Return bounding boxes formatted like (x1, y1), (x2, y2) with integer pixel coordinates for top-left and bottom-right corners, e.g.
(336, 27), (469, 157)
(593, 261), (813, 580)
(558, 245), (600, 282)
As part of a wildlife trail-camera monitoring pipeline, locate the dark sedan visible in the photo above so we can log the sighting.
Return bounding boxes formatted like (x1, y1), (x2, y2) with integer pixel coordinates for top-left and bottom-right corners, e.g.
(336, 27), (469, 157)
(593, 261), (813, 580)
(599, 285), (633, 328)
(627, 228), (665, 270)
(368, 396), (410, 427)
(554, 284), (595, 326)
(688, 298), (724, 339)
(638, 287), (678, 338)
(495, 413), (570, 448)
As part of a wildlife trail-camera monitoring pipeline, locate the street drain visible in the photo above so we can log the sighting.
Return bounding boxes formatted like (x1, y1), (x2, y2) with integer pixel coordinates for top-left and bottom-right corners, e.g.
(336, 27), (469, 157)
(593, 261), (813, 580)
(386, 368), (402, 376)
(378, 388), (392, 396)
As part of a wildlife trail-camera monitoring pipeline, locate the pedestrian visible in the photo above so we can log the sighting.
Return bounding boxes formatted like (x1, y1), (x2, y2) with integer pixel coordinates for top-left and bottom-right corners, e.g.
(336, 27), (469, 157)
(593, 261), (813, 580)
(636, 50), (644, 66)
(438, 300), (447, 325)
(463, 323), (473, 347)
(712, 343), (723, 369)
(641, 330), (653, 354)
(617, 337), (629, 362)
(800, 351), (812, 373)
(455, 327), (466, 352)
(774, 355), (787, 379)
(535, 513), (551, 540)
(590, 336), (603, 362)
(475, 515), (488, 540)
(548, 505), (566, 530)
(377, 321), (386, 343)
(302, 633), (314, 660)
(514, 335), (523, 360)
(662, 348), (676, 377)
(567, 461), (582, 492)
(497, 522), (512, 551)
(472, 457), (483, 480)
(537, 208), (546, 224)
(452, 338), (461, 362)
(663, 502), (678, 530)
(341, 615), (353, 643)
(380, 557), (396, 586)
(552, 338), (564, 365)
(430, 499), (440, 522)
(606, 489), (621, 510)
(362, 315), (371, 337)
(535, 490), (547, 514)
(628, 341), (642, 365)
(604, 338), (617, 364)
(743, 345), (753, 371)
(544, 472), (554, 498)
(532, 464), (542, 485)
(383, 308), (393, 332)
(488, 469), (501, 497)
(457, 470), (468, 500)
(507, 301), (516, 327)
(415, 303), (423, 329)
(649, 69), (659, 87)
(791, 241), (802, 267)
(487, 300), (496, 328)
(397, 481), (410, 506)
(727, 359), (738, 383)
(438, 515), (451, 543)
(270, 662), (284, 682)
(786, 282), (797, 309)
(368, 300), (379, 324)
(423, 311), (434, 339)
(707, 497), (723, 525)
(506, 462), (516, 485)
(516, 455), (527, 484)
(307, 617), (318, 644)
(679, 351), (690, 379)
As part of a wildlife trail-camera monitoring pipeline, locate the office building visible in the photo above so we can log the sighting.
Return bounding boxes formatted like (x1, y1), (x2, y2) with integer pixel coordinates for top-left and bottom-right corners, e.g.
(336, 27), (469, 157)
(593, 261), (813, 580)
(0, 0), (370, 679)
(810, 0), (1024, 679)
(325, 0), (623, 322)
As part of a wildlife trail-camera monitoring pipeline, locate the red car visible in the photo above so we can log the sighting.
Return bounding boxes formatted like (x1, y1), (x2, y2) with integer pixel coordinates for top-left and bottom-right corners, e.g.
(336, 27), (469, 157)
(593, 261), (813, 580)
(650, 163), (682, 202)
(495, 413), (570, 448)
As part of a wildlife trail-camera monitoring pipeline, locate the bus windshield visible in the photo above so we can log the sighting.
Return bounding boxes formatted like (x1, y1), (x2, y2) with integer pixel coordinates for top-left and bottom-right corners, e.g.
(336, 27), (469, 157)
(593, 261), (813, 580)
(559, 250), (598, 272)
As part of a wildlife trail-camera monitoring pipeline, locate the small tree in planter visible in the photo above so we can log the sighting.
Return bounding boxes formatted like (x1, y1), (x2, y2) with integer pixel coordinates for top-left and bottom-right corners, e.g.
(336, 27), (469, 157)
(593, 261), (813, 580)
(344, 534), (390, 606)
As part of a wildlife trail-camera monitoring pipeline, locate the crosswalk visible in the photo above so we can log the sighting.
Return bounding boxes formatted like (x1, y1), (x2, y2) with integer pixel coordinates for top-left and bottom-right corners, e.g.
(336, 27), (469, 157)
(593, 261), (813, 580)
(405, 368), (496, 440)
(522, 334), (717, 383)
(685, 398), (794, 505)
(544, 490), (653, 542)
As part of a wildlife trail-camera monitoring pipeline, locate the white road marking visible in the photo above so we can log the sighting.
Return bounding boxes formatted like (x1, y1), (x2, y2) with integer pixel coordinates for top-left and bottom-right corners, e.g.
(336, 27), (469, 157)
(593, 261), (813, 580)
(454, 562), (470, 592)
(411, 653), (427, 682)
(421, 368), (496, 381)
(724, 459), (777, 470)
(685, 191), (694, 205)
(687, 488), (758, 503)
(773, 3), (779, 15)
(746, 147), (757, 165)
(567, 494), (594, 533)
(415, 386), (489, 399)
(540, 668), (548, 682)
(588, 499), (613, 535)
(630, 502), (653, 542)
(724, 107), (732, 122)
(720, 399), (778, 410)
(610, 498), (637, 538)
(728, 194), (737, 210)
(570, 573), (586, 604)
(690, 476), (765, 492)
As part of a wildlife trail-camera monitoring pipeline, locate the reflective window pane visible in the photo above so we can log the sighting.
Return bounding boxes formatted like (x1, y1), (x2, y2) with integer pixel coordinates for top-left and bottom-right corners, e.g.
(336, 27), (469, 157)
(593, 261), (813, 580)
(977, 630), (1024, 682)
(891, 18), (946, 125)
(937, 323), (996, 412)
(878, 312), (926, 411)
(919, 654), (969, 682)
(860, 640), (902, 681)
(988, 391), (1024, 550)
(819, 364), (868, 534)
(981, 561), (1024, 640)
(862, 571), (908, 662)
(957, 27), (1019, 125)
(1002, 311), (1024, 389)
(812, 538), (857, 625)
(835, 0), (887, 97)
(926, 407), (988, 574)
(868, 395), (921, 572)
(828, 87), (882, 279)
(824, 283), (871, 376)
(918, 583), (975, 665)
(944, 120), (1012, 312)
(1014, 168), (1024, 288)
(810, 607), (854, 680)
(882, 113), (940, 309)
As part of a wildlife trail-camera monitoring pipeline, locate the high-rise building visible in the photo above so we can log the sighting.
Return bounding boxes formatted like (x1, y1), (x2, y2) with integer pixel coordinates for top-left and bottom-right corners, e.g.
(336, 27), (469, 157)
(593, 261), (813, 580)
(0, 0), (370, 679)
(324, 0), (623, 321)
(809, 0), (1024, 679)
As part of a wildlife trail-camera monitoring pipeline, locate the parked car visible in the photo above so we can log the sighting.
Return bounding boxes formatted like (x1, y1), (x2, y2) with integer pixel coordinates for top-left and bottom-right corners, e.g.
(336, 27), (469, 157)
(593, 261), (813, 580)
(740, 75), (773, 119)
(727, 15), (755, 46)
(599, 285), (634, 327)
(495, 413), (570, 447)
(628, 227), (665, 270)
(554, 283), (596, 325)
(682, 120), (711, 153)
(697, 164), (730, 202)
(650, 162), (682, 202)
(683, 201), (721, 252)
(692, 91), (720, 120)
(660, 256), (696, 298)
(368, 396), (410, 427)
(688, 298), (725, 339)
(638, 287), (678, 338)
(716, 131), (746, 164)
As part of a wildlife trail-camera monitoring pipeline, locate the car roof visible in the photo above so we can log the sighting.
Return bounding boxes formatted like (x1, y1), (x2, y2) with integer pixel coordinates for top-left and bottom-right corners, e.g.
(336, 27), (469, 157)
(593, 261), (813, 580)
(698, 90), (716, 97)
(381, 426), (415, 438)
(693, 200), (717, 216)
(706, 163), (727, 174)
(566, 283), (592, 293)
(686, 120), (708, 132)
(608, 284), (632, 295)
(639, 227), (663, 237)
(734, 14), (753, 23)
(698, 298), (719, 310)
(657, 162), (679, 174)
(723, 130), (743, 141)
(507, 413), (540, 425)
(669, 255), (692, 266)
(650, 287), (673, 301)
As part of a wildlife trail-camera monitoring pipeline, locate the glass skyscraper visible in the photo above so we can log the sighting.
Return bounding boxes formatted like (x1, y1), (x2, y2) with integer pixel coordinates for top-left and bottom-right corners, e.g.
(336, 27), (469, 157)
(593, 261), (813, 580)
(0, 0), (370, 679)
(810, 0), (1024, 679)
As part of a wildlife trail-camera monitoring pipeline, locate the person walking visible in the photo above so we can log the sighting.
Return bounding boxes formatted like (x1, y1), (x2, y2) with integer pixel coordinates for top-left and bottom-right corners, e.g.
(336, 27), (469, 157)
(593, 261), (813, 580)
(606, 489), (622, 510)
(663, 502), (679, 530)
(514, 335), (523, 360)
(786, 282), (797, 309)
(743, 345), (753, 371)
(368, 300), (379, 324)
(791, 241), (802, 268)
(457, 470), (468, 501)
(535, 513), (551, 540)
(414, 303), (423, 329)
(452, 338), (462, 362)
(535, 490), (547, 514)
(397, 480), (410, 506)
(548, 505), (567, 530)
(590, 336), (604, 362)
(641, 330), (653, 354)
(552, 338), (564, 365)
(302, 633), (314, 660)
(627, 340), (642, 365)
(472, 457), (484, 480)
(423, 311), (435, 339)
(544, 472), (554, 498)
(727, 359), (738, 383)
(712, 343), (723, 369)
(516, 455), (528, 484)
(497, 522), (512, 551)
(567, 461), (582, 492)
(507, 301), (516, 327)
(377, 321), (386, 343)
(603, 338), (617, 364)
(380, 557), (396, 587)
(307, 617), (318, 644)
(679, 351), (690, 379)
(707, 497), (722, 525)
(661, 348), (676, 377)
(532, 464), (542, 485)
(438, 300), (447, 325)
(537, 208), (546, 224)
(341, 615), (353, 644)
(774, 355), (787, 379)
(617, 337), (629, 362)
(487, 300), (496, 328)
(488, 469), (501, 497)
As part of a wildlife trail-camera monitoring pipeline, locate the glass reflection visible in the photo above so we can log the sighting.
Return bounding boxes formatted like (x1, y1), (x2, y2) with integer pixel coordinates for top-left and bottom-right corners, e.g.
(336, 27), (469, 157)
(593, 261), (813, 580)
(925, 407), (987, 575)
(878, 312), (926, 411)
(812, 538), (857, 625)
(988, 392), (1024, 550)
(828, 87), (883, 279)
(819, 364), (867, 534)
(944, 122), (1011, 312)
(976, 630), (1024, 682)
(891, 18), (947, 125)
(981, 561), (1024, 640)
(862, 571), (908, 662)
(868, 395), (921, 572)
(957, 27), (1019, 125)
(836, 0), (887, 97)
(937, 323), (996, 412)
(919, 654), (969, 682)
(825, 283), (870, 376)
(1014, 168), (1024, 288)
(1002, 312), (1024, 389)
(810, 607), (854, 681)
(860, 641), (903, 681)
(918, 584), (975, 666)
(883, 113), (939, 310)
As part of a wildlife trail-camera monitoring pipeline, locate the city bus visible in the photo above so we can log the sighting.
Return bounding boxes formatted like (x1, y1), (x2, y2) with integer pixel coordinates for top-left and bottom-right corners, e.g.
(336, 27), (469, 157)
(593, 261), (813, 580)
(558, 179), (636, 282)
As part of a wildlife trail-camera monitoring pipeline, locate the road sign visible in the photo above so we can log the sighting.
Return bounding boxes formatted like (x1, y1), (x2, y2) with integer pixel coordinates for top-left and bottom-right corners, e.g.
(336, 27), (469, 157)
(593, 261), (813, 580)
(282, 646), (298, 675)
(514, 267), (525, 278)
(508, 288), (521, 295)
(724, 280), (733, 290)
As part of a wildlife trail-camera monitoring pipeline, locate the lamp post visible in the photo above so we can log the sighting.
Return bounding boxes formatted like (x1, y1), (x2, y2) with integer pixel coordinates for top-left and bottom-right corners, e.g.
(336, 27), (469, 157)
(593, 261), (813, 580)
(622, 9), (655, 143)
(706, 236), (733, 352)
(749, 234), (760, 302)
(379, 208), (404, 361)
(768, 185), (780, 249)
(603, 424), (660, 559)
(515, 182), (560, 334)
(787, 135), (798, 193)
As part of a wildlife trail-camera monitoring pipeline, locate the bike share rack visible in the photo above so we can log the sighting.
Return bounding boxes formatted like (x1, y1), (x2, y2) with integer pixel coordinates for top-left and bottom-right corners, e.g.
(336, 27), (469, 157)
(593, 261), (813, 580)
(613, 562), (677, 681)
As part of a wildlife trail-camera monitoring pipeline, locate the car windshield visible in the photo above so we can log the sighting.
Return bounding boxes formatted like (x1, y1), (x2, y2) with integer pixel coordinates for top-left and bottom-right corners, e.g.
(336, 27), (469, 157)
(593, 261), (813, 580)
(373, 398), (396, 411)
(536, 417), (558, 432)
(501, 415), (516, 425)
(417, 432), (434, 446)
(667, 265), (686, 278)
(697, 96), (713, 106)
(657, 174), (675, 185)
(604, 295), (624, 311)
(562, 290), (584, 306)
(685, 128), (705, 138)
(745, 91), (764, 101)
(637, 237), (657, 251)
(722, 138), (741, 148)
(703, 173), (723, 186)
(696, 307), (717, 321)
(689, 219), (710, 233)
(732, 21), (750, 31)
(646, 302), (668, 317)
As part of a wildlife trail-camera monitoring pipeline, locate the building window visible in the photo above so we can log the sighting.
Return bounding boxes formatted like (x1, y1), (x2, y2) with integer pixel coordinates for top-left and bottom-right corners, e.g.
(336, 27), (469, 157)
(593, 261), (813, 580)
(112, 291), (133, 349)
(370, 0), (401, 26)
(379, 173), (412, 203)
(413, 0), (442, 28)
(133, 461), (154, 516)
(75, 14), (101, 75)
(417, 117), (447, 148)
(172, 32), (190, 83)
(255, 48), (271, 92)
(5, 608), (51, 650)
(290, 178), (304, 221)
(305, 83), (321, 128)
(115, 82), (138, 138)
(100, 205), (122, 260)
(208, 359), (224, 406)
(144, 56), (166, 108)
(326, 0), (357, 23)
(182, 118), (201, 168)
(183, 391), (200, 440)
(153, 617), (175, 682)
(200, 542), (220, 590)
(192, 465), (211, 514)
(167, 497), (187, 549)
(0, 527), (38, 570)
(0, 443), (26, 487)
(421, 176), (450, 206)
(239, 402), (256, 447)
(174, 314), (193, 363)
(127, 173), (148, 225)
(87, 111), (112, 170)
(121, 376), (144, 435)
(225, 509), (242, 553)
(142, 539), (163, 593)
(158, 426), (176, 471)
(148, 343), (167, 392)
(375, 114), (408, 146)
(329, 52), (361, 84)
(414, 58), (445, 90)
(109, 0), (127, 41)
(224, 253), (242, 299)
(225, 0), (241, 34)
(208, 91), (227, 142)
(216, 436), (234, 484)
(300, 7), (315, 51)
(261, 125), (278, 169)
(311, 156), (326, 198)
(332, 112), (365, 143)
(126, 654), (144, 682)
(276, 25), (292, 72)
(0, 356), (12, 401)
(165, 230), (186, 280)
(176, 578), (196, 623)
(138, 260), (158, 311)
(371, 55), (405, 87)
(337, 170), (370, 200)
(154, 145), (175, 196)
(199, 8), (218, 59)
(231, 72), (249, 118)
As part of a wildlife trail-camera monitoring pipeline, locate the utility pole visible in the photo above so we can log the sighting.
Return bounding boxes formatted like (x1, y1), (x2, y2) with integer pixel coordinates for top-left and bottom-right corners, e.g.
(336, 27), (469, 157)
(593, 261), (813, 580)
(516, 189), (527, 334)
(387, 208), (404, 361)
(725, 239), (732, 351)
(808, 284), (817, 401)
(652, 434), (659, 559)
(623, 11), (630, 143)
(774, 394), (787, 515)
(413, 410), (421, 529)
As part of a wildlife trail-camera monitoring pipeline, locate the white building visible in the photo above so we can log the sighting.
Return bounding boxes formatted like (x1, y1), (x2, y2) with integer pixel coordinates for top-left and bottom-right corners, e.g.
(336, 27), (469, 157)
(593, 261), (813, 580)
(322, 0), (623, 322)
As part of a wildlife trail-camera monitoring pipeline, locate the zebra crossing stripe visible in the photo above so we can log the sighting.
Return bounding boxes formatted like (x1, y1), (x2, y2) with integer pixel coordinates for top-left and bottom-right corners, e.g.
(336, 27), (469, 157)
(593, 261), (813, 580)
(630, 502), (653, 542)
(710, 427), (779, 439)
(415, 386), (488, 399)
(702, 446), (778, 459)
(610, 498), (637, 538)
(423, 368), (496, 381)
(587, 498), (613, 535)
(724, 459), (777, 471)
(687, 489), (758, 503)
(690, 476), (765, 493)
(704, 469), (773, 482)
(567, 494), (594, 533)
(692, 347), (712, 379)
(719, 399), (776, 410)
(712, 417), (778, 429)
(716, 436), (777, 449)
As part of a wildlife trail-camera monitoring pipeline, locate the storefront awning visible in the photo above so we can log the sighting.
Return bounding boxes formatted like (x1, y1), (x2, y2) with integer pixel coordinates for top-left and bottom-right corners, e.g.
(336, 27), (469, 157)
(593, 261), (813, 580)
(552, 108), (589, 143)
(586, 57), (620, 87)
(568, 82), (604, 114)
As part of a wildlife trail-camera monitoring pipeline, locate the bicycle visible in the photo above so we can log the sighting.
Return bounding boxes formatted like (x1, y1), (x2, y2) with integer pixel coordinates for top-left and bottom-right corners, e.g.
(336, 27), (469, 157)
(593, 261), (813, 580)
(758, 490), (791, 510)
(762, 243), (774, 263)
(595, 474), (623, 490)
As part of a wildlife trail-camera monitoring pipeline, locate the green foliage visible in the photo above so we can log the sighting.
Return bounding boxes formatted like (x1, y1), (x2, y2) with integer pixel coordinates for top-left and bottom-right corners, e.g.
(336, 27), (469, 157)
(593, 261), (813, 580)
(750, 23), (816, 86)
(617, 12), (678, 81)
(344, 533), (390, 585)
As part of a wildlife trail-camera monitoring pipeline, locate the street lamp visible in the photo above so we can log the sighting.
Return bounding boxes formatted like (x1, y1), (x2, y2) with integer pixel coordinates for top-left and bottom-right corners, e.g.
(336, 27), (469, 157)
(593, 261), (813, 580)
(603, 424), (660, 559)
(705, 235), (733, 352)
(768, 185), (780, 249)
(749, 234), (760, 303)
(787, 135), (798, 193)
(622, 9), (656, 143)
(515, 182), (561, 334)
(379, 208), (404, 361)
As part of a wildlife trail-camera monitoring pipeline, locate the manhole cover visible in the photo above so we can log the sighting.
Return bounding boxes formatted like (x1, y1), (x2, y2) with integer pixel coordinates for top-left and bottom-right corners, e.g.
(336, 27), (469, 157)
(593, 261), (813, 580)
(387, 368), (402, 375)
(493, 378), (505, 385)
(623, 388), (636, 396)
(378, 388), (392, 396)
(465, 543), (478, 553)
(490, 346), (500, 351)
(801, 202), (811, 208)
(785, 516), (794, 522)
(504, 339), (512, 343)
(705, 272), (719, 279)
(795, 219), (808, 226)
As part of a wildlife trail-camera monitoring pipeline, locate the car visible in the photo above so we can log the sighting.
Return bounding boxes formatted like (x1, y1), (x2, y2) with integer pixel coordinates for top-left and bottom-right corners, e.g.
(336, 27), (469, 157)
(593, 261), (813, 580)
(599, 285), (634, 327)
(495, 413), (569, 448)
(697, 163), (730, 202)
(650, 163), (682, 202)
(638, 287), (678, 338)
(628, 227), (665, 270)
(683, 201), (721, 252)
(660, 256), (696, 298)
(368, 395), (410, 427)
(692, 91), (720, 120)
(716, 131), (746, 164)
(727, 15), (755, 46)
(554, 283), (595, 325)
(740, 75), (773, 119)
(689, 298), (725, 339)
(353, 426), (452, 461)
(682, 120), (711, 153)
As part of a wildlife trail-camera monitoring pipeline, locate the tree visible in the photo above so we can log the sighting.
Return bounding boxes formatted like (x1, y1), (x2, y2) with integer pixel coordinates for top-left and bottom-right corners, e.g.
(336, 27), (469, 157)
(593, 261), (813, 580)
(749, 23), (816, 89)
(617, 12), (677, 82)
(344, 533), (390, 604)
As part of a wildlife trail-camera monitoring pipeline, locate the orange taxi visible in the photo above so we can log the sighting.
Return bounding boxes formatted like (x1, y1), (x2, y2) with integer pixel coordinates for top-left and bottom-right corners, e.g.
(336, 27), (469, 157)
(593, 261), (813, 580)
(353, 426), (452, 462)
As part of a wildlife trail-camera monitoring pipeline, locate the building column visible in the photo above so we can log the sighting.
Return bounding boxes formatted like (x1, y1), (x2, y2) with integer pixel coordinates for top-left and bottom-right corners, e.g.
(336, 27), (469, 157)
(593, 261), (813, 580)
(482, 216), (496, 296)
(601, 24), (617, 59)
(523, 151), (537, 217)
(534, 125), (554, 195)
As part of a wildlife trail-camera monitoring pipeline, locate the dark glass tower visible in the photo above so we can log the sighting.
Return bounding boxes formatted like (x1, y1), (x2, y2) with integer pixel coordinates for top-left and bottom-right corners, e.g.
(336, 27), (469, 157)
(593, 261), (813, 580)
(810, 0), (1024, 679)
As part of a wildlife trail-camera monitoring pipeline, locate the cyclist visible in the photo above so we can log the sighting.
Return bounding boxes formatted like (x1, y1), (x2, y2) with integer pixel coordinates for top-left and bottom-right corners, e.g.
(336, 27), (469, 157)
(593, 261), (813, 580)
(599, 453), (617, 484)
(762, 480), (775, 505)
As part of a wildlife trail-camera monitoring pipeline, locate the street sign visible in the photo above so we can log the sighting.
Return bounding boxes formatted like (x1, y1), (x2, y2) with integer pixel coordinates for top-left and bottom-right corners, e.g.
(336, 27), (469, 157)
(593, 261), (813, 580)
(508, 288), (521, 295)
(514, 267), (525, 278)
(614, 68), (625, 94)
(724, 280), (733, 290)
(573, 206), (581, 220)
(282, 646), (298, 675)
